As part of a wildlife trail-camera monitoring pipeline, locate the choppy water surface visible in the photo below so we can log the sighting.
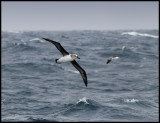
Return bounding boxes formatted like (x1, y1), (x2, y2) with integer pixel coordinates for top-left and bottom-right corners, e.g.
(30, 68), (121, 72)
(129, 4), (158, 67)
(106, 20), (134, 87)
(2, 30), (159, 121)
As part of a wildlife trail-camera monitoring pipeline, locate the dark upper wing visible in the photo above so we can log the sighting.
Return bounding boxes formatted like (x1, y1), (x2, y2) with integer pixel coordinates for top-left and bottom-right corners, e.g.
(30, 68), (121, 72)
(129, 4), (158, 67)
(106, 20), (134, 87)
(42, 38), (69, 56)
(71, 60), (88, 87)
(107, 59), (111, 64)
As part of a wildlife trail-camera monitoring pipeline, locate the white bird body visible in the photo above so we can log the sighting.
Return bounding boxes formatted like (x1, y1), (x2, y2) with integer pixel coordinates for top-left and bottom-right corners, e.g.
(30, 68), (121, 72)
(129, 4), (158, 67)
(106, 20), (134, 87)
(57, 54), (76, 63)
(111, 56), (119, 60)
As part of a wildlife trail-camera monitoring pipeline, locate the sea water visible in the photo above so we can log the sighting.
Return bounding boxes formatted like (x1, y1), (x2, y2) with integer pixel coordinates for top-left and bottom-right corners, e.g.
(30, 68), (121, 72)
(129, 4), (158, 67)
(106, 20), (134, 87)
(2, 30), (159, 121)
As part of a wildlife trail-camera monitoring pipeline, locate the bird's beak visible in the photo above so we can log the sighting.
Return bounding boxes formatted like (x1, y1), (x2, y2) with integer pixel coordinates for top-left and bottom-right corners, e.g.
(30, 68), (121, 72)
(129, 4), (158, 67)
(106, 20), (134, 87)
(77, 56), (80, 59)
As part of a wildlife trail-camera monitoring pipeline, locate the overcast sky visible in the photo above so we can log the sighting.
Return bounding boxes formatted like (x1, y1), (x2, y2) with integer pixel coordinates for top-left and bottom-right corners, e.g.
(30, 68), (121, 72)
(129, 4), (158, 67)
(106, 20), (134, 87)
(2, 1), (159, 31)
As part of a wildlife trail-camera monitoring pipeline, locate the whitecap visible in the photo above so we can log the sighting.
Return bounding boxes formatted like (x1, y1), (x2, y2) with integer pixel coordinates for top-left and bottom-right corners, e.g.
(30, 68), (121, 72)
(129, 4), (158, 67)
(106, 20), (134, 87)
(4, 30), (23, 33)
(1, 99), (5, 104)
(122, 31), (139, 36)
(14, 42), (27, 46)
(121, 32), (158, 38)
(122, 46), (126, 51)
(29, 38), (45, 43)
(124, 98), (139, 103)
(76, 97), (89, 104)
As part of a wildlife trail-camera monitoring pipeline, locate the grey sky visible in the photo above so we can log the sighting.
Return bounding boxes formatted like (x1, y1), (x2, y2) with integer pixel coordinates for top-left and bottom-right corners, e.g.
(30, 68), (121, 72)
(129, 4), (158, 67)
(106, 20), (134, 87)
(2, 1), (159, 31)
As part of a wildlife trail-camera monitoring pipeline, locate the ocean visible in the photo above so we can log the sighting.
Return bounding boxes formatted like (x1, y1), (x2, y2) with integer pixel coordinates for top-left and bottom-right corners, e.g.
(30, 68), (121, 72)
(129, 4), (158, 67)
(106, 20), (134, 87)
(1, 30), (159, 122)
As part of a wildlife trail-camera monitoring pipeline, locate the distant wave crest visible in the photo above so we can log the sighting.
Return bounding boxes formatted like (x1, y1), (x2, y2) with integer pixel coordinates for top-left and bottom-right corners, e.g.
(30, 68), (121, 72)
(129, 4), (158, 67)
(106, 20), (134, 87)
(75, 97), (100, 109)
(29, 38), (45, 43)
(121, 31), (158, 38)
(124, 98), (139, 103)
(76, 97), (90, 105)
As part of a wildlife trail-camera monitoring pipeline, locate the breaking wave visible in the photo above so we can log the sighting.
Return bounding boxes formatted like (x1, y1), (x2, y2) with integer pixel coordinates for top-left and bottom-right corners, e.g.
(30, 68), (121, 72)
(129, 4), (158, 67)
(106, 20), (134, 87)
(121, 31), (158, 38)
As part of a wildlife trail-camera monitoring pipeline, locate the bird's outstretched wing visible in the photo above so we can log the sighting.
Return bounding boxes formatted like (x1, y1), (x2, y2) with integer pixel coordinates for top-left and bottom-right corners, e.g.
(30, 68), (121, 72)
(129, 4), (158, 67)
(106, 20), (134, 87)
(107, 59), (111, 64)
(71, 60), (88, 87)
(42, 38), (69, 56)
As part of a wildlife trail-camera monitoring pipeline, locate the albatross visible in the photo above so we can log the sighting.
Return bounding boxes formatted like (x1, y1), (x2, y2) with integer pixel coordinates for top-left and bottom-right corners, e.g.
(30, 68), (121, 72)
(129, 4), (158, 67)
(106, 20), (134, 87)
(42, 38), (88, 87)
(107, 56), (119, 64)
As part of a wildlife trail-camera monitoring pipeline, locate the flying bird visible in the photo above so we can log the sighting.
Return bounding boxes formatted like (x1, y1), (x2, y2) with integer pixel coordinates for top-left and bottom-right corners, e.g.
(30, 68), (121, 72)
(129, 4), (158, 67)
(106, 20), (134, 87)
(42, 38), (88, 87)
(107, 56), (119, 64)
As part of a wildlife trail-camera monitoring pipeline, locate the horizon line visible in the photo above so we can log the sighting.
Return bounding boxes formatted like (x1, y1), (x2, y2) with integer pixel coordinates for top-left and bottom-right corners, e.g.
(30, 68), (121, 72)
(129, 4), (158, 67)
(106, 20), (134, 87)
(2, 28), (159, 32)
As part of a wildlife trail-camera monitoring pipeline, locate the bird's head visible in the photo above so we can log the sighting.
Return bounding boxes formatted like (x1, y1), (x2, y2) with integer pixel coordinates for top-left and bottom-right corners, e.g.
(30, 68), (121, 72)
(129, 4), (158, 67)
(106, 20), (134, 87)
(71, 54), (80, 59)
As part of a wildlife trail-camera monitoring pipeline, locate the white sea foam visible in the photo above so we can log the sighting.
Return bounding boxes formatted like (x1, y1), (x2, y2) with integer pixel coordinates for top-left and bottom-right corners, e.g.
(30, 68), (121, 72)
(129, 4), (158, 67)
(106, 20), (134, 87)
(14, 42), (27, 46)
(76, 97), (89, 104)
(121, 32), (158, 38)
(2, 99), (5, 104)
(122, 46), (126, 51)
(124, 98), (139, 103)
(4, 30), (23, 33)
(29, 38), (45, 42)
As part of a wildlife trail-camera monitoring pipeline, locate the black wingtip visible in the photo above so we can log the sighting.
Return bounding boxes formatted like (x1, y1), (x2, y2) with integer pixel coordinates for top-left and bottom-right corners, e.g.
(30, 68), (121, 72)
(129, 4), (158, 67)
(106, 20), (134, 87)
(42, 37), (47, 40)
(106, 60), (111, 64)
(85, 83), (87, 87)
(85, 79), (88, 87)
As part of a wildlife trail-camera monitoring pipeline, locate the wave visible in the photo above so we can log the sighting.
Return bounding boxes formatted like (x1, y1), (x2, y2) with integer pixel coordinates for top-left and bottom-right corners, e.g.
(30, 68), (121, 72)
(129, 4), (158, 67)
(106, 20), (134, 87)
(3, 37), (44, 49)
(124, 98), (139, 103)
(1, 99), (6, 104)
(2, 30), (24, 33)
(121, 46), (141, 60)
(29, 38), (45, 43)
(3, 41), (42, 53)
(5, 42), (36, 52)
(52, 97), (101, 118)
(121, 32), (158, 38)
(76, 97), (90, 105)
(123, 98), (157, 109)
